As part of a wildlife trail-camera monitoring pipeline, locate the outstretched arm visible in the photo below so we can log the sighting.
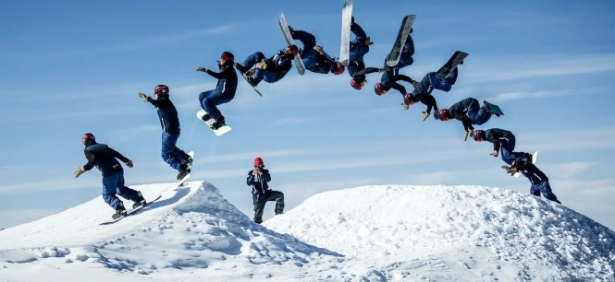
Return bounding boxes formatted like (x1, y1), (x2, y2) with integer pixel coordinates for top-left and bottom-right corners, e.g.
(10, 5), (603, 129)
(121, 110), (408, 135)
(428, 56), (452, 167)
(204, 65), (234, 79)
(82, 151), (96, 171)
(354, 67), (383, 77)
(415, 93), (438, 113)
(109, 147), (130, 163)
(397, 74), (417, 84)
(384, 80), (407, 96)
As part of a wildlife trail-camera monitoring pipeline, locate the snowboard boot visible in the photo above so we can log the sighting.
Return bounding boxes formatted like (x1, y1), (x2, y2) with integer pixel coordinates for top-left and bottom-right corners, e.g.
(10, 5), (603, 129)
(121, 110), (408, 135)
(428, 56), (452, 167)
(287, 25), (294, 36)
(132, 192), (147, 209)
(199, 112), (211, 122)
(275, 212), (283, 216)
(245, 76), (259, 87)
(253, 217), (263, 224)
(234, 62), (248, 74)
(177, 164), (191, 181)
(433, 110), (442, 120)
(210, 116), (226, 130)
(112, 202), (127, 220)
(525, 152), (534, 163)
(182, 154), (193, 167)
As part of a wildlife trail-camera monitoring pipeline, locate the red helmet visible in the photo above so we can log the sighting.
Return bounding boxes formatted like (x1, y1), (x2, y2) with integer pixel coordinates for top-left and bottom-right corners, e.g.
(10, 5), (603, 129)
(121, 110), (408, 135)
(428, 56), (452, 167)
(154, 84), (169, 95)
(221, 51), (234, 62)
(332, 62), (345, 75)
(374, 83), (386, 96)
(350, 79), (363, 90)
(82, 132), (95, 145)
(474, 129), (483, 142)
(439, 109), (449, 121)
(254, 157), (264, 165)
(404, 93), (415, 105)
(285, 45), (298, 56)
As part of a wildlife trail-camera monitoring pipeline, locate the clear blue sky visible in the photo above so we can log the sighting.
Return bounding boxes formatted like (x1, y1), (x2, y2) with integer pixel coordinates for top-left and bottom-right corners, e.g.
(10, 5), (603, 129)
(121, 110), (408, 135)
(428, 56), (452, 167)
(1, 0), (615, 230)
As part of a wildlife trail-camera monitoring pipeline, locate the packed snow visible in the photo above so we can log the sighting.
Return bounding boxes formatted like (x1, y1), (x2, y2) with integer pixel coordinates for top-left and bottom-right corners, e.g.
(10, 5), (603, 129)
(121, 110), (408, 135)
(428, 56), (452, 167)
(0, 182), (613, 281)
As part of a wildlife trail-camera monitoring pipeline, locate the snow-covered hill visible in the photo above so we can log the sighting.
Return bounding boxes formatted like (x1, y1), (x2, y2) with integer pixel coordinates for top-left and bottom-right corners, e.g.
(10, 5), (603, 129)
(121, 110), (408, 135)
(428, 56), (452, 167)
(0, 182), (613, 282)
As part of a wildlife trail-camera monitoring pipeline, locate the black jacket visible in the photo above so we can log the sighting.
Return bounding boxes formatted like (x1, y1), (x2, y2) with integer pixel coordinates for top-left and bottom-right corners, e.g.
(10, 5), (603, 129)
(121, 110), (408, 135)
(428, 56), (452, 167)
(147, 95), (180, 133)
(83, 143), (129, 176)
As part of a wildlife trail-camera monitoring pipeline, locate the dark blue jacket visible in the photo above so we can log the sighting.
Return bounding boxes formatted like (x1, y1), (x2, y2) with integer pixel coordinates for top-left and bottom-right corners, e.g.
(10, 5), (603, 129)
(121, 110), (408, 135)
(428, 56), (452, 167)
(448, 97), (477, 131)
(514, 158), (548, 185)
(147, 96), (181, 134)
(265, 51), (294, 77)
(83, 143), (129, 177)
(484, 128), (515, 151)
(349, 21), (370, 62)
(205, 62), (238, 99)
(246, 169), (271, 194)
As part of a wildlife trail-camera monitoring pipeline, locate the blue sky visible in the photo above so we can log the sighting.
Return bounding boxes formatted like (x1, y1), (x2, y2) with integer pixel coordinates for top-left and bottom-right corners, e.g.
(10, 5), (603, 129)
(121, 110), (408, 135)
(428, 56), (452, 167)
(1, 0), (615, 230)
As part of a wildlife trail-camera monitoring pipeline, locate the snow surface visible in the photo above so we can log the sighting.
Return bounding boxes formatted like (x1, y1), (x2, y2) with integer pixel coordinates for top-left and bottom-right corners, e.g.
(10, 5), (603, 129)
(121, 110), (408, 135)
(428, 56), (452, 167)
(0, 182), (613, 281)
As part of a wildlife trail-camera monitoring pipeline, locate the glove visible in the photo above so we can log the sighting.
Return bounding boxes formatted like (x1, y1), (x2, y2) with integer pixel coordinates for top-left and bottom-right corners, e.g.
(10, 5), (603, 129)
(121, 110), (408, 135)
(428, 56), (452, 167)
(245, 69), (255, 76)
(463, 130), (470, 141)
(501, 165), (517, 175)
(364, 36), (373, 46)
(421, 112), (430, 121)
(137, 92), (148, 102)
(125, 160), (133, 168)
(490, 150), (499, 158)
(411, 81), (419, 88)
(196, 67), (208, 72)
(255, 59), (268, 69)
(469, 129), (475, 137)
(313, 45), (325, 55)
(74, 166), (86, 178)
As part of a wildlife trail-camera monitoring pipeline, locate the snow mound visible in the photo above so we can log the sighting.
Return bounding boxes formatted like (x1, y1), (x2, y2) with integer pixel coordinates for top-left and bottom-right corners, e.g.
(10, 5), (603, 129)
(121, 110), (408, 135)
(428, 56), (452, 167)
(266, 185), (615, 281)
(0, 181), (343, 281)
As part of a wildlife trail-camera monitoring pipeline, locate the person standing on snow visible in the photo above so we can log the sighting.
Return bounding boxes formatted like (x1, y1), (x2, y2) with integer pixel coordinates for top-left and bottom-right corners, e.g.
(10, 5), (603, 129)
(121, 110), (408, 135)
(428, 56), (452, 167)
(138, 85), (192, 181)
(74, 133), (146, 219)
(246, 157), (284, 224)
(195, 51), (239, 130)
(502, 157), (561, 204)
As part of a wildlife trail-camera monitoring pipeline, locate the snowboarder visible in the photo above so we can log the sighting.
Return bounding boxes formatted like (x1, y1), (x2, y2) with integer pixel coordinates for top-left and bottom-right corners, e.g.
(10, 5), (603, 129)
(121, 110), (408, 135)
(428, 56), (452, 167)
(195, 51), (239, 130)
(347, 17), (374, 79)
(405, 66), (461, 120)
(434, 97), (502, 141)
(138, 85), (192, 181)
(246, 157), (284, 224)
(501, 158), (561, 204)
(74, 133), (146, 219)
(473, 128), (533, 165)
(234, 45), (298, 87)
(374, 28), (415, 94)
(372, 72), (419, 107)
(288, 26), (345, 75)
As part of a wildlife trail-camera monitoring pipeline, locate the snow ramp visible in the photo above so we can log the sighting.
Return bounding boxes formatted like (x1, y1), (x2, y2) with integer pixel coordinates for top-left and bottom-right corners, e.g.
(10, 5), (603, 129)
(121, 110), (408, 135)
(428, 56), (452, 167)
(0, 181), (343, 282)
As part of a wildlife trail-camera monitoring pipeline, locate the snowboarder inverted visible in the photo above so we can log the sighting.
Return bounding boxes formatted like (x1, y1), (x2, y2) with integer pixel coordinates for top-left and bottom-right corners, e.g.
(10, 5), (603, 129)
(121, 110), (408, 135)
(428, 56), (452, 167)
(502, 157), (561, 204)
(406, 65), (461, 120)
(435, 97), (502, 141)
(347, 17), (379, 89)
(246, 157), (284, 224)
(74, 133), (146, 219)
(473, 128), (534, 165)
(374, 28), (415, 95)
(289, 26), (345, 75)
(195, 51), (239, 130)
(234, 45), (298, 87)
(138, 85), (192, 181)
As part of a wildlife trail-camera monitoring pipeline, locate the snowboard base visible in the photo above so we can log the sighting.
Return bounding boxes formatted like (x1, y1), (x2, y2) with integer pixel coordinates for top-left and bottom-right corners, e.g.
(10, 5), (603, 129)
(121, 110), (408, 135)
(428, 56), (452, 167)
(436, 51), (468, 79)
(196, 109), (232, 136)
(385, 14), (416, 67)
(279, 13), (306, 75)
(514, 151), (538, 177)
(339, 0), (353, 66)
(483, 100), (504, 116)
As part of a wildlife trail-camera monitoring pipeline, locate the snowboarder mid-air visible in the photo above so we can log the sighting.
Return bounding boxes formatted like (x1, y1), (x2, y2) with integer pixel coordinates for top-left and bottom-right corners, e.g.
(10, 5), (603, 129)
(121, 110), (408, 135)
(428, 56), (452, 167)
(502, 157), (561, 204)
(435, 97), (502, 141)
(347, 17), (374, 78)
(74, 133), (146, 219)
(374, 27), (415, 94)
(138, 85), (192, 181)
(195, 51), (239, 130)
(288, 26), (345, 75)
(234, 45), (298, 87)
(246, 157), (284, 224)
(473, 128), (533, 165)
(406, 66), (461, 120)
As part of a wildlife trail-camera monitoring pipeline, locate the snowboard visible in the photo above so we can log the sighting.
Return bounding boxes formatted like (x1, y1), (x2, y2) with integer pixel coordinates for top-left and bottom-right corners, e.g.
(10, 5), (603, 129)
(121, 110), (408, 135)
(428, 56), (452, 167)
(436, 51), (469, 79)
(483, 100), (505, 116)
(339, 0), (353, 66)
(278, 13), (306, 75)
(385, 14), (416, 67)
(99, 194), (162, 225)
(177, 151), (194, 186)
(514, 151), (538, 177)
(196, 109), (232, 136)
